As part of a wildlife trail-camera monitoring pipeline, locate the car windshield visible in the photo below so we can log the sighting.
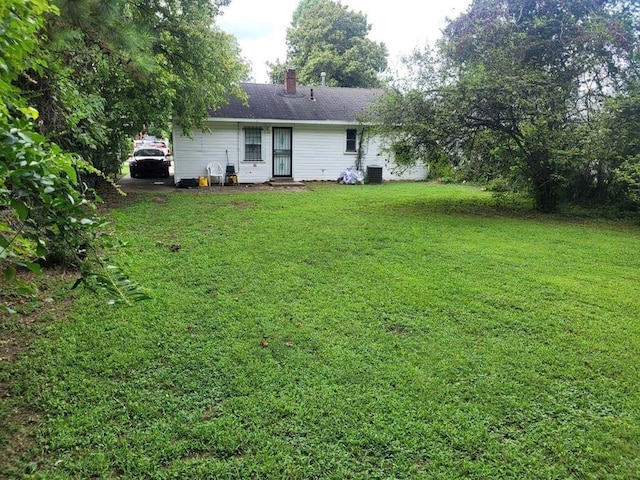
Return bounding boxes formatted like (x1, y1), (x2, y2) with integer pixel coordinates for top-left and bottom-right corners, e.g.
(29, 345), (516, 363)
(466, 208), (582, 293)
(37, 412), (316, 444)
(135, 149), (164, 157)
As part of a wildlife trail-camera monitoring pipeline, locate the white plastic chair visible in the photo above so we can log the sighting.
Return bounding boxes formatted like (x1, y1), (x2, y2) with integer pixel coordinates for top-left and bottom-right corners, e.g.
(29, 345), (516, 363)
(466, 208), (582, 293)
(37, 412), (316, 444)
(206, 162), (224, 186)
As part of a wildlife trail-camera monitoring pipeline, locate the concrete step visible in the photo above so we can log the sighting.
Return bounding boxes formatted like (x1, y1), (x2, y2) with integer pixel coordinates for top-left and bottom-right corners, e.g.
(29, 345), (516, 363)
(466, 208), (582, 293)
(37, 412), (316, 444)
(268, 178), (306, 187)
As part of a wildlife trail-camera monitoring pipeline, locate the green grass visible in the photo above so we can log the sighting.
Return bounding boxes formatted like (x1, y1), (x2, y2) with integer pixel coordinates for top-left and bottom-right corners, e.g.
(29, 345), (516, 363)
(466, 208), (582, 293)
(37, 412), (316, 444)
(118, 163), (130, 180)
(2, 182), (640, 478)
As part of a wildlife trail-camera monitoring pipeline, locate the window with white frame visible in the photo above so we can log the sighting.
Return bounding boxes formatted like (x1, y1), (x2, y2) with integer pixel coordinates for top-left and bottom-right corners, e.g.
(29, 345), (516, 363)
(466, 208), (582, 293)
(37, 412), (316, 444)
(244, 127), (262, 161)
(346, 129), (357, 153)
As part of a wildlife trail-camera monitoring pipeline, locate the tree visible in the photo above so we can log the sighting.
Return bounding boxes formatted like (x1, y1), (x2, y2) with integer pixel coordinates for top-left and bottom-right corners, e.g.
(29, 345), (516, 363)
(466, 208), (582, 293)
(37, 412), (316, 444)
(268, 0), (388, 87)
(18, 0), (248, 178)
(602, 55), (640, 208)
(267, 59), (287, 84)
(1, 0), (148, 312)
(374, 0), (638, 211)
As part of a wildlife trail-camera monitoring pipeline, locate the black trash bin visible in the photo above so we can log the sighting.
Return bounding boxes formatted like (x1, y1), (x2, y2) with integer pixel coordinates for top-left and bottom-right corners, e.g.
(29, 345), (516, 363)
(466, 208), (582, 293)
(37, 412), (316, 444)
(367, 165), (383, 184)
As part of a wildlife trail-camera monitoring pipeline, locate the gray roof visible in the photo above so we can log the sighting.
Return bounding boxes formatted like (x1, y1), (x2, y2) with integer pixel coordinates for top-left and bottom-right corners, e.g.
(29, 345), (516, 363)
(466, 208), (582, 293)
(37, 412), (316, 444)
(207, 83), (382, 122)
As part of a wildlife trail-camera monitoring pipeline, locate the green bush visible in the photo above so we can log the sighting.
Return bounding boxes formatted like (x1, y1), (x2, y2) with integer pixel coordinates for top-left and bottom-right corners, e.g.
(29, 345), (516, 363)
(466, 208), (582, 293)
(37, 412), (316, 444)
(612, 155), (640, 210)
(486, 177), (512, 193)
(1, 114), (149, 312)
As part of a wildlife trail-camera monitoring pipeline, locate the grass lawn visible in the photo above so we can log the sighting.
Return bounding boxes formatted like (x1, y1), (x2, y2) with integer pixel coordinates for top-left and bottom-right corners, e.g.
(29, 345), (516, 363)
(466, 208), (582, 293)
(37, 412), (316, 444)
(2, 182), (640, 478)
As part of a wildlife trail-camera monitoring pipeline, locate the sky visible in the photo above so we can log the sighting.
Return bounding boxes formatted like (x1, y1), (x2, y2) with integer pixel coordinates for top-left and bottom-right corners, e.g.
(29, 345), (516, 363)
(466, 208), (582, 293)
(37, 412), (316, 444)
(217, 0), (473, 83)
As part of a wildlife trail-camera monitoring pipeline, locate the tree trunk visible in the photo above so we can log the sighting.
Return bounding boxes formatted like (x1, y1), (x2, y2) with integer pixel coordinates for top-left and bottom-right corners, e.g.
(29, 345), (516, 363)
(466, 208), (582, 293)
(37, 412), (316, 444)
(526, 149), (558, 212)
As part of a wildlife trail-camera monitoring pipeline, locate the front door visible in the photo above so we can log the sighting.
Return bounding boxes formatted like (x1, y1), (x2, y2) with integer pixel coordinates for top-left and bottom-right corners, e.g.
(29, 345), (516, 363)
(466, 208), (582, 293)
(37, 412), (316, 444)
(272, 127), (292, 177)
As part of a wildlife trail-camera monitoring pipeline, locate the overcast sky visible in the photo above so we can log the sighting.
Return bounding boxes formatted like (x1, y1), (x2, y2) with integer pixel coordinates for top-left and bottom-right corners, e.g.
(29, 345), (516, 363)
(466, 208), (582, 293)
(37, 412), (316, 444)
(217, 0), (472, 83)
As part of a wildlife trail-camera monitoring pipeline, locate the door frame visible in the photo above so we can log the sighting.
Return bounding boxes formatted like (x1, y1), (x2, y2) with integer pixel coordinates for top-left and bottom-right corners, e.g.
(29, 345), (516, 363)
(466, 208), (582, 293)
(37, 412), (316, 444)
(272, 127), (293, 178)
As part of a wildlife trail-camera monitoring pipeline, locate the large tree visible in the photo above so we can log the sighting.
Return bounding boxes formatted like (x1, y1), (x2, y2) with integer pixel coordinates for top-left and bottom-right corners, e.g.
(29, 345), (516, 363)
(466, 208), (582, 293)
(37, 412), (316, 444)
(268, 0), (387, 87)
(19, 0), (247, 177)
(374, 0), (638, 211)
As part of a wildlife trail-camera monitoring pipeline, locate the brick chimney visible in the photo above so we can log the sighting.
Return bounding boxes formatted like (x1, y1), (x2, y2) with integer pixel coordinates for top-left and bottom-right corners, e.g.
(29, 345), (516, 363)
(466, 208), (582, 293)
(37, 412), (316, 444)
(285, 68), (297, 95)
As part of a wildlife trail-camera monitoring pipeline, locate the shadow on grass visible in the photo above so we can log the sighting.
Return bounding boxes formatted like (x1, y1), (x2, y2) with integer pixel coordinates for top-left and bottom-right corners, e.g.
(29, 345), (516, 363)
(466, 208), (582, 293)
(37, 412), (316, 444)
(383, 193), (537, 220)
(384, 191), (639, 226)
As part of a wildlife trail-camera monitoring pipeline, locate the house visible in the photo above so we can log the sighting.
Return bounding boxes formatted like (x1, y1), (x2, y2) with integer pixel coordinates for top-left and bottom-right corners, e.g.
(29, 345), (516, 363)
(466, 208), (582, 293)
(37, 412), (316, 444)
(171, 69), (427, 185)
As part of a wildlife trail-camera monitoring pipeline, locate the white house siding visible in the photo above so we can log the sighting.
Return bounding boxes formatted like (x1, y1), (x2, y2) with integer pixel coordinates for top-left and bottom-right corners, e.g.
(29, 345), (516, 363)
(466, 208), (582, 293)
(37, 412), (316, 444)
(173, 122), (272, 184)
(291, 124), (427, 181)
(292, 124), (357, 181)
(173, 121), (427, 184)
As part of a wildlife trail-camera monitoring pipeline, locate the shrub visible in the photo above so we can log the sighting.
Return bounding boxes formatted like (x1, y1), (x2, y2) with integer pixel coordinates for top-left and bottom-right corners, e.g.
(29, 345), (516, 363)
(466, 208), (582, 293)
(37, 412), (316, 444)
(612, 155), (640, 210)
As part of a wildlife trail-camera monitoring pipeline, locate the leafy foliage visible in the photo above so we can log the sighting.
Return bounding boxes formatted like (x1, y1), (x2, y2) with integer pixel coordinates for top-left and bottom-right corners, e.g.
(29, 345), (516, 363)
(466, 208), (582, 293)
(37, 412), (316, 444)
(20, 0), (248, 177)
(1, 111), (150, 312)
(268, 0), (387, 87)
(0, 0), (151, 311)
(613, 155), (640, 209)
(599, 67), (640, 208)
(374, 0), (640, 212)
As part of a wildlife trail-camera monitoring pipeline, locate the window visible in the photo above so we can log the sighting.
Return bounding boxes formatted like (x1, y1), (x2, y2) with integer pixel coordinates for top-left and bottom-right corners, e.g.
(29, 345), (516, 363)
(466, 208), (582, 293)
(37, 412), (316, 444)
(346, 129), (357, 152)
(244, 127), (262, 161)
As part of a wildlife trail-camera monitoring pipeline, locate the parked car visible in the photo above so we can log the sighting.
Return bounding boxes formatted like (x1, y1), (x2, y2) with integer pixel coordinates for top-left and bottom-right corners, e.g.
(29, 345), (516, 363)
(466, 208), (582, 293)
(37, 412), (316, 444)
(129, 148), (171, 178)
(152, 140), (171, 156)
(133, 137), (171, 155)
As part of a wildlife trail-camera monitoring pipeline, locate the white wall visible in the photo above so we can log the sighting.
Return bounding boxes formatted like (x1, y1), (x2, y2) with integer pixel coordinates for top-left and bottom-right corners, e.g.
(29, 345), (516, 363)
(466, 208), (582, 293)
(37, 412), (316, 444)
(291, 124), (427, 181)
(173, 121), (427, 184)
(292, 124), (361, 181)
(173, 122), (272, 184)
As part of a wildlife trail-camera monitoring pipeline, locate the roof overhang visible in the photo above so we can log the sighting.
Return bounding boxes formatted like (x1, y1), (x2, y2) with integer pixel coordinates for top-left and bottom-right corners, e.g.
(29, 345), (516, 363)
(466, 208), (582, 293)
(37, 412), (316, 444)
(204, 117), (372, 126)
